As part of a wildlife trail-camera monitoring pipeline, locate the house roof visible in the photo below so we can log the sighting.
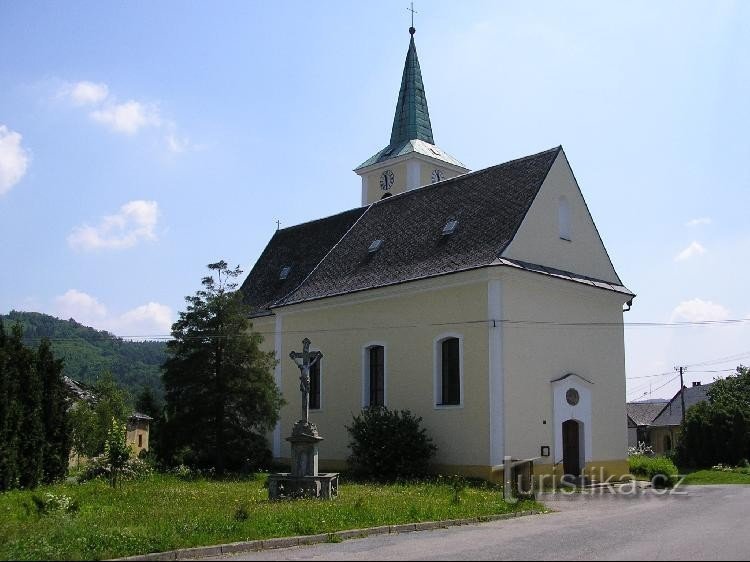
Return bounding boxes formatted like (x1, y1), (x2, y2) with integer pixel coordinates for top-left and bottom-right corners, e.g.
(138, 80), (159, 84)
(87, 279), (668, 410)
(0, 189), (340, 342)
(627, 400), (669, 427)
(240, 207), (367, 314)
(241, 146), (632, 313)
(651, 383), (714, 427)
(280, 147), (561, 305)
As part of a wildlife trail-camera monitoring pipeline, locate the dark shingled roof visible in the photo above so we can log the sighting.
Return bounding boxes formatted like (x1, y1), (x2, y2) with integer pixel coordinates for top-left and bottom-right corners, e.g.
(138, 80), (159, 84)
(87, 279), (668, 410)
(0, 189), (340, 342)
(652, 383), (713, 427)
(240, 207), (367, 314)
(627, 400), (669, 427)
(279, 147), (562, 305)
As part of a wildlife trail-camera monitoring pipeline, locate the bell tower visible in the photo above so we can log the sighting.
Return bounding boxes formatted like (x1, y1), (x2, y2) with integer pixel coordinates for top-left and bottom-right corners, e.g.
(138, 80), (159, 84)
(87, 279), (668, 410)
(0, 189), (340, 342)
(354, 26), (469, 205)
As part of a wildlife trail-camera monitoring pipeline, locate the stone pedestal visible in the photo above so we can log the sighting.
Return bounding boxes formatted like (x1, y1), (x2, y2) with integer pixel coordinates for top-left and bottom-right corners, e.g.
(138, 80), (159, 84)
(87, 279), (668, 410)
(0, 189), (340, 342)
(268, 421), (339, 500)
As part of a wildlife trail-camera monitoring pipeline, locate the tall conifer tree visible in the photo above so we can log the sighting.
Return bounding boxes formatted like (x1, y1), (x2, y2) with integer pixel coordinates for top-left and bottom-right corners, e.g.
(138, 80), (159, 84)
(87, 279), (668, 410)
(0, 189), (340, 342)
(38, 339), (71, 483)
(162, 261), (283, 475)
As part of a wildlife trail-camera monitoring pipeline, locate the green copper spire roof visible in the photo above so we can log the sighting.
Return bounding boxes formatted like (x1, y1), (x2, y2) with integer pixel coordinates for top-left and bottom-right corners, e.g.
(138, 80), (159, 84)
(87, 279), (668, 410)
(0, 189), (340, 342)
(390, 30), (434, 146)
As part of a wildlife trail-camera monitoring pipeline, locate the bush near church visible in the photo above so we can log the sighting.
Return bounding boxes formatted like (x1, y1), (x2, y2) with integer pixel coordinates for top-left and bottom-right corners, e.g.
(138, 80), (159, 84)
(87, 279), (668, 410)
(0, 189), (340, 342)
(676, 366), (750, 468)
(628, 454), (678, 488)
(346, 406), (437, 481)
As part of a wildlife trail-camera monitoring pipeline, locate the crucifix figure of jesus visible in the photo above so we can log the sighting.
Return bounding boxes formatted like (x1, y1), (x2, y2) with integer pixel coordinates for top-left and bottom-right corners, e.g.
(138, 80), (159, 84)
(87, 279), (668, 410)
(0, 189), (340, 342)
(289, 338), (323, 424)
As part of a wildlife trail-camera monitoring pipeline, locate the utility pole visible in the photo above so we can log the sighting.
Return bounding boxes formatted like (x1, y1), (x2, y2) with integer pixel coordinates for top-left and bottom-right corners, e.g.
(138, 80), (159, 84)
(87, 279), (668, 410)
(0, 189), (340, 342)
(675, 366), (688, 425)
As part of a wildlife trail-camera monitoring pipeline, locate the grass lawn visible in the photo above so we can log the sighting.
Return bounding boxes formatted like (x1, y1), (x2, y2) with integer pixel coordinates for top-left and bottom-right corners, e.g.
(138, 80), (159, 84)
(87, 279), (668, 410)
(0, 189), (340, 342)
(681, 468), (750, 485)
(0, 474), (540, 560)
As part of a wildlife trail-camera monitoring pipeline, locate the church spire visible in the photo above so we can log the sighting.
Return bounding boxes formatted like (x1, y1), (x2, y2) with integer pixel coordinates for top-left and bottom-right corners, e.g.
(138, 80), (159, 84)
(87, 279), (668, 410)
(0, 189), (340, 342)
(389, 27), (434, 146)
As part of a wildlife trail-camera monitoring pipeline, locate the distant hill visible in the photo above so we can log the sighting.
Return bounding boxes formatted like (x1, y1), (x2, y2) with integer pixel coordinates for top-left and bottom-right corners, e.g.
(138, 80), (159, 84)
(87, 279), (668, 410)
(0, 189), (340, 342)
(0, 311), (167, 397)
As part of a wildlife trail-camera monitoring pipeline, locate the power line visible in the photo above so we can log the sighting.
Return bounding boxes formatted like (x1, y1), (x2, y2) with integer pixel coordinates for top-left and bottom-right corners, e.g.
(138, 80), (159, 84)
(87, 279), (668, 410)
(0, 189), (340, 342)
(13, 316), (750, 342)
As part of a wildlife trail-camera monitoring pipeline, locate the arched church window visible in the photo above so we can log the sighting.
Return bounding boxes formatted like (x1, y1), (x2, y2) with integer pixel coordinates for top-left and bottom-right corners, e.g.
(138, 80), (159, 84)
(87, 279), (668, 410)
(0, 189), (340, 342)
(437, 337), (461, 406)
(558, 195), (571, 241)
(309, 359), (321, 410)
(381, 192), (393, 200)
(365, 345), (385, 407)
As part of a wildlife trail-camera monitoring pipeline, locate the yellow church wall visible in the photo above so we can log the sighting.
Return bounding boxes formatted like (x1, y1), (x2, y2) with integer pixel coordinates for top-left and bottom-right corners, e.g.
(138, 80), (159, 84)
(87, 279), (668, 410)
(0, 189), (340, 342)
(502, 151), (621, 284)
(273, 271), (491, 469)
(501, 267), (629, 474)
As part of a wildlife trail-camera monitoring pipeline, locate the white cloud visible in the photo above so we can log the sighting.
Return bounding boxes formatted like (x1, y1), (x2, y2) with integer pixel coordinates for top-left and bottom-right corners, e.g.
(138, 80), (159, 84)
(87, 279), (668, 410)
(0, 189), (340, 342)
(671, 298), (730, 323)
(0, 125), (30, 195)
(165, 131), (192, 153)
(53, 290), (172, 337)
(68, 81), (109, 106)
(674, 241), (706, 261)
(68, 200), (159, 251)
(90, 100), (161, 135)
(116, 302), (173, 336)
(54, 289), (108, 323)
(686, 217), (712, 227)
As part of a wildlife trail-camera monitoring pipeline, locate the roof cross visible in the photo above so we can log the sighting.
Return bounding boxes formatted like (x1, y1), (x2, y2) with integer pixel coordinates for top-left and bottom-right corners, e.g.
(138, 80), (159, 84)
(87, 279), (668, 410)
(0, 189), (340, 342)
(407, 2), (417, 34)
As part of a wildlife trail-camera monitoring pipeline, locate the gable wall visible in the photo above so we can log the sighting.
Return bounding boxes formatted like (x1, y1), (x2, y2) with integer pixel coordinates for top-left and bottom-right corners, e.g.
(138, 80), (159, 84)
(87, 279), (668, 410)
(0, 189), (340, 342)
(502, 152), (621, 284)
(501, 267), (628, 473)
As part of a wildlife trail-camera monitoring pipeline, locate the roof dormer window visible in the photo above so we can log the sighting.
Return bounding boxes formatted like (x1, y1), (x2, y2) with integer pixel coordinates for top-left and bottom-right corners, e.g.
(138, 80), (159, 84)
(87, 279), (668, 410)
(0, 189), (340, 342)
(368, 239), (384, 253)
(279, 265), (291, 280)
(442, 219), (458, 236)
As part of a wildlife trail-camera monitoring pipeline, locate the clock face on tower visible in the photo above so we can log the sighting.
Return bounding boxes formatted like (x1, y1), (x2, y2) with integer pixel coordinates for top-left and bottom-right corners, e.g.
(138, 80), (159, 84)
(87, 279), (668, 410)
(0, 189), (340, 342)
(431, 169), (445, 183)
(379, 169), (395, 190)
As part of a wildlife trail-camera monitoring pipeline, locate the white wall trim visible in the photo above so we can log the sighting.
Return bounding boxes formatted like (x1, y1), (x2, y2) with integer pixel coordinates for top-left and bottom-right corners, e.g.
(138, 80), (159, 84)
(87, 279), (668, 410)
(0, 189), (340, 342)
(406, 159), (421, 191)
(433, 332), (464, 410)
(552, 374), (593, 467)
(273, 313), (283, 458)
(361, 175), (368, 206)
(361, 341), (388, 408)
(488, 279), (504, 465)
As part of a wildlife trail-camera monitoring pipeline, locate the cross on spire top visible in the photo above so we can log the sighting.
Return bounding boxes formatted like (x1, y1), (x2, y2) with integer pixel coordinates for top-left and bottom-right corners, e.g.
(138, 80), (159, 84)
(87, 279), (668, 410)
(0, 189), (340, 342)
(407, 2), (417, 35)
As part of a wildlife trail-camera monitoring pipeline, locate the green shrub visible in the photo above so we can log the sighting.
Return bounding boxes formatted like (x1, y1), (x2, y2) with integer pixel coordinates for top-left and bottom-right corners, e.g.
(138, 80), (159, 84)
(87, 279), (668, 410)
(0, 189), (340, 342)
(346, 407), (437, 481)
(629, 455), (678, 488)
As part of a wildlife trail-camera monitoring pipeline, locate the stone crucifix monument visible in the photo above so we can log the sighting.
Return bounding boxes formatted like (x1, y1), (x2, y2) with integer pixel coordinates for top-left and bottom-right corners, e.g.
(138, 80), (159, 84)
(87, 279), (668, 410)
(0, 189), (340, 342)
(267, 338), (339, 500)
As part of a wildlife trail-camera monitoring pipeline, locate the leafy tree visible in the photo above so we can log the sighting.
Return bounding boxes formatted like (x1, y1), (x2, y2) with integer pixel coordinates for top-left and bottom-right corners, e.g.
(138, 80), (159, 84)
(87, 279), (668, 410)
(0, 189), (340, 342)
(69, 402), (99, 465)
(677, 366), (750, 467)
(68, 372), (130, 462)
(103, 417), (131, 488)
(161, 261), (283, 475)
(90, 372), (130, 452)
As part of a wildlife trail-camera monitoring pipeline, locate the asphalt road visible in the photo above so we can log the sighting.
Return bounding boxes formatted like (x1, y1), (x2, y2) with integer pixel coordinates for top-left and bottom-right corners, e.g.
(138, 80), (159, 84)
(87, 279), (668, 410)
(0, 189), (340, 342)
(206, 486), (750, 561)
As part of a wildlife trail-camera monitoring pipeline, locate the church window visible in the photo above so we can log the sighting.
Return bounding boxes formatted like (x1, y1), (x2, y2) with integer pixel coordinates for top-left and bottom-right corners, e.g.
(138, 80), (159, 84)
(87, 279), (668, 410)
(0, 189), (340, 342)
(364, 345), (385, 407)
(435, 335), (462, 407)
(309, 360), (321, 410)
(381, 192), (393, 200)
(558, 196), (571, 241)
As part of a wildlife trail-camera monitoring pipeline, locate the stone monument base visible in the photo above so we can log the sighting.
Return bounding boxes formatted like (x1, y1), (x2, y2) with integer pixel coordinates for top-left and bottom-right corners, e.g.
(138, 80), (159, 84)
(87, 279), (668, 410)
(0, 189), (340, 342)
(267, 472), (339, 500)
(267, 420), (339, 500)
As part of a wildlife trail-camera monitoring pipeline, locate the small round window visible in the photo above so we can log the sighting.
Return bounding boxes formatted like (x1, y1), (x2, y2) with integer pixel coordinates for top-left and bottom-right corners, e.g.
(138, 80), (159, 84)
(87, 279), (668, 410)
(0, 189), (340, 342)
(566, 388), (580, 406)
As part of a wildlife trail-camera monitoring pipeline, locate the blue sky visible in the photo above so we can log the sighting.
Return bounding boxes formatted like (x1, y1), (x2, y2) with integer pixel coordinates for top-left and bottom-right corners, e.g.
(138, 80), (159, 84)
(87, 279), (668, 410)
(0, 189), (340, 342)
(1, 1), (748, 399)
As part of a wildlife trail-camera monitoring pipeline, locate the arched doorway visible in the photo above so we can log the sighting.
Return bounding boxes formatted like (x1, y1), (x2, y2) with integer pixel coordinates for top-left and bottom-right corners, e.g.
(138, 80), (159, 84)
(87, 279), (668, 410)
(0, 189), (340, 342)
(562, 419), (582, 476)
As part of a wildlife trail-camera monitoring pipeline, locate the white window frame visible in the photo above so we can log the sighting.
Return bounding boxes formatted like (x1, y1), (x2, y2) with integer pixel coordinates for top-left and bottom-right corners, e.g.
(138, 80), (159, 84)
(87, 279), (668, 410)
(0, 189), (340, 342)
(362, 341), (387, 408)
(433, 332), (464, 409)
